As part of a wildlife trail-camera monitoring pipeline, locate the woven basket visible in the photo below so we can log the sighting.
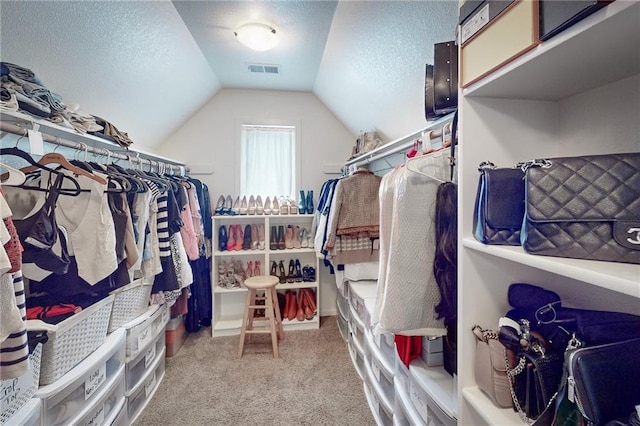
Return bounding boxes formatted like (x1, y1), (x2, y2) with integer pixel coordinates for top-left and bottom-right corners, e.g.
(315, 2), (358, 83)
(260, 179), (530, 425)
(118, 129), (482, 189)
(108, 280), (152, 333)
(0, 343), (42, 425)
(37, 296), (114, 386)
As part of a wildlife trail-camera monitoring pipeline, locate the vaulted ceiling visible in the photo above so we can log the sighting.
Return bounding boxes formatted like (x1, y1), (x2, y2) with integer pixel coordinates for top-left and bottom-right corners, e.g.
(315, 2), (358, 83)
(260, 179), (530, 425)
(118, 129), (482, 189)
(0, 1), (458, 149)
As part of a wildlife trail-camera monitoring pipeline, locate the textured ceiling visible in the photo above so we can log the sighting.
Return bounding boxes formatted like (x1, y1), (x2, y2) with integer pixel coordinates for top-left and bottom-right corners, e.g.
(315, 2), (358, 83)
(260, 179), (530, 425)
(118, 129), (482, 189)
(0, 1), (459, 149)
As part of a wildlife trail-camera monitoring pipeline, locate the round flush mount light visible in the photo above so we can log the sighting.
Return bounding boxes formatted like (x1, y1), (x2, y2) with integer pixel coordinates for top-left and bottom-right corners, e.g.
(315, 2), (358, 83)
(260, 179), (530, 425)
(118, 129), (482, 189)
(234, 22), (279, 51)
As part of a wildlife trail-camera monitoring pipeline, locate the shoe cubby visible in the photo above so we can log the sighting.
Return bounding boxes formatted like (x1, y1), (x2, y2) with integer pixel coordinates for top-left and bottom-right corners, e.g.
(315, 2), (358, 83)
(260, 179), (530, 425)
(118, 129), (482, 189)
(211, 214), (320, 337)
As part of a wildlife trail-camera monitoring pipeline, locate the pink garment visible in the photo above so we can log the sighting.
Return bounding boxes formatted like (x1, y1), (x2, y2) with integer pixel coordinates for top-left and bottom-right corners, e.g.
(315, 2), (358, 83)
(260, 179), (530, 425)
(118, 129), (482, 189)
(179, 186), (199, 261)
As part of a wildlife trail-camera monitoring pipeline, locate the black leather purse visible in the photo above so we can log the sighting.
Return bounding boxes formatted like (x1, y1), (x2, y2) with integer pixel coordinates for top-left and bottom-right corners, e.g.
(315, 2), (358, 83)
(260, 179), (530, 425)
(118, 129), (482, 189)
(473, 162), (525, 245)
(522, 153), (640, 264)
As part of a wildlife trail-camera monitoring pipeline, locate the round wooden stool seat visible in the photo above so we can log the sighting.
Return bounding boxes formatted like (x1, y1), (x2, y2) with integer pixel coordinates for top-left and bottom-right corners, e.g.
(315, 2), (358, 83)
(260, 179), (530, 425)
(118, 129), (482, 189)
(238, 275), (284, 358)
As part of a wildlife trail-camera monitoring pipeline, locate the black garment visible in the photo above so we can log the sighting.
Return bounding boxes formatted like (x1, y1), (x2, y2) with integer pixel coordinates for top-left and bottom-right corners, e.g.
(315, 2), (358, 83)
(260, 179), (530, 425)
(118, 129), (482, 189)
(108, 193), (128, 264)
(185, 257), (212, 332)
(12, 173), (70, 275)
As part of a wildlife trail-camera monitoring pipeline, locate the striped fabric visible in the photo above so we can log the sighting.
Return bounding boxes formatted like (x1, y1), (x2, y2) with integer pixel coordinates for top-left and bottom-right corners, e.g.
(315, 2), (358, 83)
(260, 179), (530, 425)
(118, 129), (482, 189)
(0, 270), (29, 379)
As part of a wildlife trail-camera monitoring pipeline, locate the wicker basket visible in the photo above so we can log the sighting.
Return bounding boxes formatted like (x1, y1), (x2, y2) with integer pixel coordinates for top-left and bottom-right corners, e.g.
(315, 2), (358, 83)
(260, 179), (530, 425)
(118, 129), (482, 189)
(36, 295), (114, 386)
(108, 280), (152, 333)
(0, 343), (42, 424)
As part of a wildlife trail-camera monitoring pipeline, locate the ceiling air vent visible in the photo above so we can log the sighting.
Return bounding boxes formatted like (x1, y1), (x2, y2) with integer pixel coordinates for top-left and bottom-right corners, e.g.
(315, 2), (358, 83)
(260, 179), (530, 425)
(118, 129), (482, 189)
(247, 63), (280, 74)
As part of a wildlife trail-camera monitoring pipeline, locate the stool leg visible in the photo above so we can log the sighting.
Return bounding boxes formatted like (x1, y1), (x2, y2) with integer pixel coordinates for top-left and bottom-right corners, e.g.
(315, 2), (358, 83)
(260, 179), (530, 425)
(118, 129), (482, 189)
(272, 287), (284, 341)
(265, 288), (279, 358)
(238, 288), (253, 358)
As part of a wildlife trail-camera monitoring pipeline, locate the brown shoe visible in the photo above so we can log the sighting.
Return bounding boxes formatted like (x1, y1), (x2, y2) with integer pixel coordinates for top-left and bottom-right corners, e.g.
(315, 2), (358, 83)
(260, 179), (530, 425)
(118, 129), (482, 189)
(302, 289), (314, 320)
(296, 290), (305, 321)
(304, 288), (317, 314)
(287, 290), (297, 320)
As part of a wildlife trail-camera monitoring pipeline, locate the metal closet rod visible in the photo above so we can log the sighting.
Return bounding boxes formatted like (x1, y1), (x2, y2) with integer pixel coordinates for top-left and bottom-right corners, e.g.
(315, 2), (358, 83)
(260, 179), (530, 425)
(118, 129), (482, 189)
(345, 112), (456, 169)
(0, 121), (187, 174)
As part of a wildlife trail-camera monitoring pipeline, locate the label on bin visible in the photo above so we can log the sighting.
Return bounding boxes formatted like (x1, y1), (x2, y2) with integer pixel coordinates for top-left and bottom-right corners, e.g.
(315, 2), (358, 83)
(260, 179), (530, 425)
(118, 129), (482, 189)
(137, 325), (153, 351)
(145, 344), (157, 369)
(145, 373), (157, 398)
(82, 403), (105, 426)
(84, 364), (106, 400)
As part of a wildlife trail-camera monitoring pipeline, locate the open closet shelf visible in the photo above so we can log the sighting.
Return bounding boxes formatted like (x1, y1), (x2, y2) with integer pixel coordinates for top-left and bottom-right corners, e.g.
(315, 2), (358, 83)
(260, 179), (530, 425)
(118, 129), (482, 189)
(463, 238), (640, 297)
(462, 387), (523, 425)
(213, 281), (318, 294)
(0, 110), (185, 167)
(463, 0), (640, 100)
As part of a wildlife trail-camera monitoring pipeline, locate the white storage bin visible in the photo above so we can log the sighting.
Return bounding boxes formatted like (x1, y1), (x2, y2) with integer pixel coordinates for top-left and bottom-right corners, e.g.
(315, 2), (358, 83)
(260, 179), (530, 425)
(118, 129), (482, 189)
(366, 330), (395, 406)
(110, 401), (127, 426)
(343, 262), (379, 282)
(336, 289), (349, 321)
(108, 279), (152, 332)
(125, 327), (165, 393)
(3, 398), (40, 426)
(348, 302), (366, 351)
(370, 327), (396, 365)
(32, 295), (115, 386)
(122, 304), (169, 360)
(73, 368), (125, 426)
(365, 354), (395, 426)
(348, 339), (365, 383)
(419, 336), (444, 367)
(337, 307), (349, 343)
(1, 343), (42, 424)
(35, 329), (125, 426)
(126, 347), (166, 425)
(363, 381), (386, 426)
(408, 359), (456, 426)
(394, 348), (410, 390)
(338, 278), (349, 299)
(394, 373), (423, 426)
(348, 280), (377, 321)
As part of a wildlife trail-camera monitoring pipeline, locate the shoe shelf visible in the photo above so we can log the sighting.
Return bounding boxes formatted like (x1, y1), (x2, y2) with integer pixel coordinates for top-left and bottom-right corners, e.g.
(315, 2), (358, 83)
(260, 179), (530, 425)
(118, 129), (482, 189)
(211, 214), (320, 338)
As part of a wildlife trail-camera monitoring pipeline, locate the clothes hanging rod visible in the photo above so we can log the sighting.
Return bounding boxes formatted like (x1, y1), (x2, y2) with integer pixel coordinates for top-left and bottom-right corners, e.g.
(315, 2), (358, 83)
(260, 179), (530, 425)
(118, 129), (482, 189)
(345, 112), (455, 169)
(0, 111), (187, 173)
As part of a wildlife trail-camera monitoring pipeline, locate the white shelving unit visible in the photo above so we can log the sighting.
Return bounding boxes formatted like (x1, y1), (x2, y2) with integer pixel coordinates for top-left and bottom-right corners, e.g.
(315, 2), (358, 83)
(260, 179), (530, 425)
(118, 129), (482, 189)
(458, 1), (640, 425)
(211, 214), (320, 337)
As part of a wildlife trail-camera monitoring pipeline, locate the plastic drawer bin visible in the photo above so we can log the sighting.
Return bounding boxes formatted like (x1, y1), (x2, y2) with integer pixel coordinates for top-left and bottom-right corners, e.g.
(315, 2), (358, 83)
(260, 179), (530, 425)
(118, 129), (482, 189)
(367, 333), (395, 405)
(34, 295), (115, 386)
(126, 347), (166, 424)
(365, 357), (395, 426)
(110, 401), (127, 426)
(337, 306), (350, 343)
(408, 359), (456, 426)
(2, 398), (40, 426)
(336, 290), (350, 321)
(394, 375), (423, 426)
(35, 329), (125, 426)
(349, 303), (366, 351)
(0, 343), (42, 424)
(74, 371), (125, 426)
(108, 279), (152, 332)
(348, 280), (377, 322)
(348, 339), (365, 383)
(371, 328), (396, 367)
(125, 327), (165, 393)
(122, 304), (169, 360)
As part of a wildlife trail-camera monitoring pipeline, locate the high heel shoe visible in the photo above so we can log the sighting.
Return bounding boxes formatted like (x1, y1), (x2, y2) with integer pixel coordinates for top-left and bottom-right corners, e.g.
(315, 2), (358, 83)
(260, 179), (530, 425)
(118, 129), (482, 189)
(294, 259), (303, 282)
(246, 261), (254, 278)
(255, 195), (264, 215)
(250, 224), (259, 250)
(272, 196), (280, 215)
(218, 225), (228, 251)
(231, 196), (240, 215)
(277, 225), (285, 250)
(214, 195), (225, 215)
(285, 225), (294, 249)
(270, 261), (278, 277)
(226, 225), (236, 251)
(254, 260), (261, 276)
(264, 196), (272, 215)
(248, 195), (256, 215)
(286, 259), (295, 283)
(234, 225), (244, 251)
(239, 196), (248, 215)
(299, 227), (308, 248)
(279, 196), (289, 215)
(242, 224), (252, 250)
(298, 190), (307, 214)
(257, 224), (265, 250)
(224, 195), (233, 215)
(278, 260), (286, 284)
(269, 226), (278, 250)
(287, 197), (297, 214)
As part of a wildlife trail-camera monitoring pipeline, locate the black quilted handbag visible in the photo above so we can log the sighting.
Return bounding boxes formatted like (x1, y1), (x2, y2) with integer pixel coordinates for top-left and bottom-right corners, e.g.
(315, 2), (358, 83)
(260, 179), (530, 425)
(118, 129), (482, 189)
(473, 162), (525, 245)
(522, 153), (640, 264)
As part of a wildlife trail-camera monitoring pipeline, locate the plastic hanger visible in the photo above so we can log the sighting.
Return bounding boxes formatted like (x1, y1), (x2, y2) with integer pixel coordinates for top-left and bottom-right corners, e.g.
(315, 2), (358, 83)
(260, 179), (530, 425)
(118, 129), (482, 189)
(20, 152), (107, 185)
(0, 162), (26, 186)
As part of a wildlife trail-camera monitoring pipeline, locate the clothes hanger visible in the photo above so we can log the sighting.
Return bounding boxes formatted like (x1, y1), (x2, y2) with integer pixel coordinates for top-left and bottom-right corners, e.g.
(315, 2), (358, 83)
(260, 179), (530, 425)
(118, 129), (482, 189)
(0, 161), (26, 186)
(20, 152), (108, 185)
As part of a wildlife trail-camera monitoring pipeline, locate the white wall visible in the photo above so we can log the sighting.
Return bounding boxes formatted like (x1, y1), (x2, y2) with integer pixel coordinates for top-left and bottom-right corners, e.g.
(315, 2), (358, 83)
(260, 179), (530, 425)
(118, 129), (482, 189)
(157, 88), (355, 315)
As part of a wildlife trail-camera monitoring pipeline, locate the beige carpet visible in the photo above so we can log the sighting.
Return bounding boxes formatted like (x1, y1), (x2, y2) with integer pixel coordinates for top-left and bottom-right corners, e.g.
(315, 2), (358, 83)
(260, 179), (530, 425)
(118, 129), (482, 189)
(133, 316), (376, 426)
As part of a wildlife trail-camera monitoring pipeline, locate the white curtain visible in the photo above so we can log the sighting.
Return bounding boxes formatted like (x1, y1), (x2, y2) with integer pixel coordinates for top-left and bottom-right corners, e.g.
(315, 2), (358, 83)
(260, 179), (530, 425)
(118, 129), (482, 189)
(240, 125), (296, 198)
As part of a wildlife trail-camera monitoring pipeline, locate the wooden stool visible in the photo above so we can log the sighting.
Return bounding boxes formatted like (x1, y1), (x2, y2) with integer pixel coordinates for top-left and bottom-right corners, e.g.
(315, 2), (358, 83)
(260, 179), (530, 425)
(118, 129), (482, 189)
(238, 275), (284, 358)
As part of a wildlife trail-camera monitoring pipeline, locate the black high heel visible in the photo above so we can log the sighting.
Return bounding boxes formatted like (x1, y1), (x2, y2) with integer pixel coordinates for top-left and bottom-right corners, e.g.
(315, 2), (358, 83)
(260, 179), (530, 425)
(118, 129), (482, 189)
(277, 225), (285, 250)
(242, 224), (252, 250)
(286, 259), (295, 283)
(270, 226), (278, 250)
(294, 259), (303, 282)
(278, 260), (286, 284)
(270, 261), (278, 277)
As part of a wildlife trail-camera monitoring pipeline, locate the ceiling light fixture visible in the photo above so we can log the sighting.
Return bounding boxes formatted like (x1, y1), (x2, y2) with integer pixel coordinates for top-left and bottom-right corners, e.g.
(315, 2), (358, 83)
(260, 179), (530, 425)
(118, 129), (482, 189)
(234, 22), (279, 51)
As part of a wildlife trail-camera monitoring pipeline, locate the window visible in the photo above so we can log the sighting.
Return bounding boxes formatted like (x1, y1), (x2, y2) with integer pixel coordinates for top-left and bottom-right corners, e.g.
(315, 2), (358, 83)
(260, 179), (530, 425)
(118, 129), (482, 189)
(240, 124), (296, 198)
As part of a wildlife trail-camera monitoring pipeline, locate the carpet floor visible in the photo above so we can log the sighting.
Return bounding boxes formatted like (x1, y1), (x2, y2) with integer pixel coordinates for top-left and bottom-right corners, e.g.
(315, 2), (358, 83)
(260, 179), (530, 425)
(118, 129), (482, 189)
(133, 316), (376, 426)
